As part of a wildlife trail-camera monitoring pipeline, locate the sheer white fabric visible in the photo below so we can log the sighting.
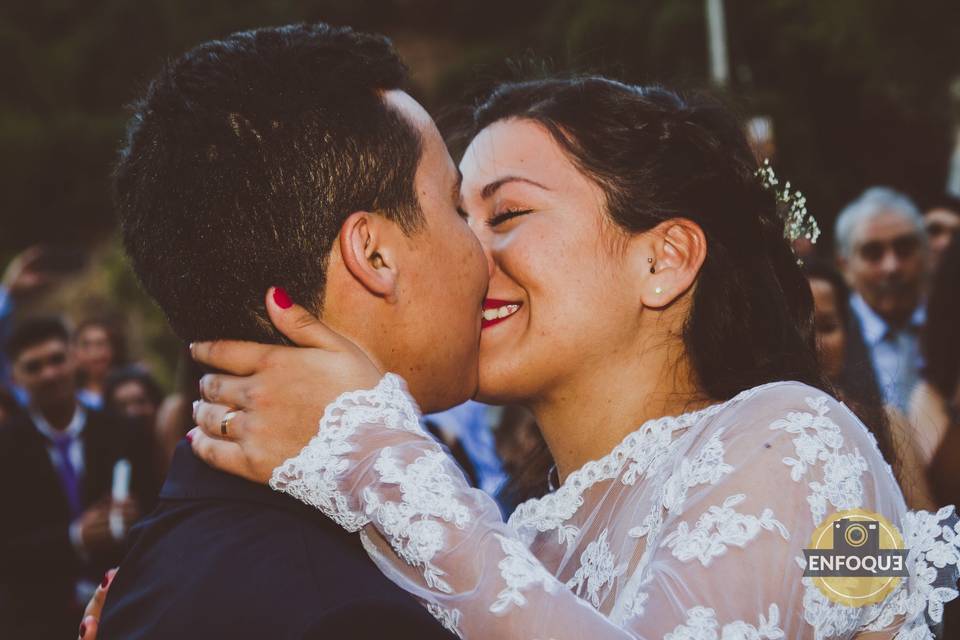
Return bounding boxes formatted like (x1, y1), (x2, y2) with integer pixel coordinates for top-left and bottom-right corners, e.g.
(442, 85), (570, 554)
(271, 374), (960, 639)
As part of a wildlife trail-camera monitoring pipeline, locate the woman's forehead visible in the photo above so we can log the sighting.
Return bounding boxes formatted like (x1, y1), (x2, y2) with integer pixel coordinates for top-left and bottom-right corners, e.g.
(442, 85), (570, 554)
(459, 119), (578, 193)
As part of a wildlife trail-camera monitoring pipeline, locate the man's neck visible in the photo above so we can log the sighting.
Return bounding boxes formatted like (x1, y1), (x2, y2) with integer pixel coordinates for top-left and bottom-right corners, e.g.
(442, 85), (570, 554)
(33, 401), (78, 432)
(857, 293), (921, 331)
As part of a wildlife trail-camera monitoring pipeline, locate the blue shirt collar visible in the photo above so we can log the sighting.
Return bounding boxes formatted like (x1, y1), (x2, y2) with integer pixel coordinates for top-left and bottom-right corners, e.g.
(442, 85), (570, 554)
(850, 293), (925, 346)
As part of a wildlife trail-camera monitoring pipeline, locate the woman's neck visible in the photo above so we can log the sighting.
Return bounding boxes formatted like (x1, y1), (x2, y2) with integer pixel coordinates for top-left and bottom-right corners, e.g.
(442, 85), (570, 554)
(530, 334), (709, 483)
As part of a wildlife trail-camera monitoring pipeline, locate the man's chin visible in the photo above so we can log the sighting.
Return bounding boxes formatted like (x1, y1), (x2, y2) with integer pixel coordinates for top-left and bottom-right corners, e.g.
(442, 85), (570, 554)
(416, 379), (478, 414)
(473, 380), (521, 407)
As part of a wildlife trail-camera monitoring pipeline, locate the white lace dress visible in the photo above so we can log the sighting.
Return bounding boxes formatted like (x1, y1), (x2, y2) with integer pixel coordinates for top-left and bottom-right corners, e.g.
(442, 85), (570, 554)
(271, 375), (960, 639)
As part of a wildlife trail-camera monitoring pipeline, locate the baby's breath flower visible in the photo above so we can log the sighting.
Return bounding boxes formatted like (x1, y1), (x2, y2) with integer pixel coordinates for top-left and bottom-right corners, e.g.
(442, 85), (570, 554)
(756, 159), (821, 250)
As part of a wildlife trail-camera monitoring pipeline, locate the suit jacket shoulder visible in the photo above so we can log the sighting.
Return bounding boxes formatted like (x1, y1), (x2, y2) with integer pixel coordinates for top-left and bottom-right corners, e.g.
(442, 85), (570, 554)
(99, 445), (452, 639)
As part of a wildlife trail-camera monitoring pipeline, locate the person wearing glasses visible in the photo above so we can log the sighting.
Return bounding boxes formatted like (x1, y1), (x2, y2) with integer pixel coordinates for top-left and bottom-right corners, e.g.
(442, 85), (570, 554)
(0, 317), (150, 639)
(835, 187), (930, 414)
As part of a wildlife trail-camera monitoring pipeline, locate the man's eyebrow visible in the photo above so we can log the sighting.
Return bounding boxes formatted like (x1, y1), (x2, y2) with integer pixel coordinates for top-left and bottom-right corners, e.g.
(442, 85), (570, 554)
(481, 176), (549, 200)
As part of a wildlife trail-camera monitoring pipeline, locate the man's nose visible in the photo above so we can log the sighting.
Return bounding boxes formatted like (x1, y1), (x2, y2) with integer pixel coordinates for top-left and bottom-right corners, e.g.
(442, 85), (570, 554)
(879, 249), (901, 275)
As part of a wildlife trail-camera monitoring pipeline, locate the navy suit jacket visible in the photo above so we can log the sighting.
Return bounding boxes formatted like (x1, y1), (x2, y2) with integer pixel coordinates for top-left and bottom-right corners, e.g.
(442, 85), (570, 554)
(840, 307), (885, 409)
(0, 408), (157, 639)
(98, 442), (454, 639)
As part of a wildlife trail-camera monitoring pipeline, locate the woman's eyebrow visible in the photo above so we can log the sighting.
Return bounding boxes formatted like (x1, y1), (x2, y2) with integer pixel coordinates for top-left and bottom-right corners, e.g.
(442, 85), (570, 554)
(481, 176), (550, 200)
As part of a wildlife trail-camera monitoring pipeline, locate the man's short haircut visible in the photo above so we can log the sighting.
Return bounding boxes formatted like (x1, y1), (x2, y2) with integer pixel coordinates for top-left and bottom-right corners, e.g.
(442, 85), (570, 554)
(834, 186), (925, 258)
(115, 23), (423, 344)
(5, 316), (70, 362)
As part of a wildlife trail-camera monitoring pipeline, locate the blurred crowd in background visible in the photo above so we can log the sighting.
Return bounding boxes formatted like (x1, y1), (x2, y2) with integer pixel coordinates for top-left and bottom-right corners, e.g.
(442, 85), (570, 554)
(2, 0), (960, 636)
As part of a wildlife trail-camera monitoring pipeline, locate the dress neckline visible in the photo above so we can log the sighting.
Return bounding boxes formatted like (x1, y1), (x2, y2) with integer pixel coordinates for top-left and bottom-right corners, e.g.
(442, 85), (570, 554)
(508, 380), (801, 533)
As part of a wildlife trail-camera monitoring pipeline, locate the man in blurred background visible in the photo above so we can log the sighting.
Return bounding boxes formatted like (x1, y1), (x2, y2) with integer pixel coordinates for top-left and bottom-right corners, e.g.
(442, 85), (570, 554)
(0, 317), (149, 639)
(835, 187), (930, 413)
(0, 246), (59, 399)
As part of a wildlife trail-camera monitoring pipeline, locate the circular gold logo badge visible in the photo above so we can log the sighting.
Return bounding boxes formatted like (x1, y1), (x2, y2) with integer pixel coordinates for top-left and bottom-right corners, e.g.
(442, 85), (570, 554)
(803, 509), (908, 607)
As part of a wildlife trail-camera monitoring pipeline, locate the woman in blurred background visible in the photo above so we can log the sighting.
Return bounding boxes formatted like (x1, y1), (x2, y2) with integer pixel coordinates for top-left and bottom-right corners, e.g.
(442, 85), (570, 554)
(803, 257), (935, 510)
(73, 317), (128, 410)
(103, 365), (163, 424)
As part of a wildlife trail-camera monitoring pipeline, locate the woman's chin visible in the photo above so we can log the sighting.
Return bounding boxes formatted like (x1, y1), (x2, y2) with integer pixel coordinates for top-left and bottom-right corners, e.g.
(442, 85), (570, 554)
(475, 366), (532, 406)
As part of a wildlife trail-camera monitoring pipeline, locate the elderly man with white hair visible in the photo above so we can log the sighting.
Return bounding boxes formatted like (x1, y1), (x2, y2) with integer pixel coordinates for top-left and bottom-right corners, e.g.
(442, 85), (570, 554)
(835, 186), (930, 413)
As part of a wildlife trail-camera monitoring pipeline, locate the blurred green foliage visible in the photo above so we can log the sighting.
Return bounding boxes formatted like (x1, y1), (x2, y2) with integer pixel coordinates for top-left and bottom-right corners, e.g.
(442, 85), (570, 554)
(1, 0), (958, 380)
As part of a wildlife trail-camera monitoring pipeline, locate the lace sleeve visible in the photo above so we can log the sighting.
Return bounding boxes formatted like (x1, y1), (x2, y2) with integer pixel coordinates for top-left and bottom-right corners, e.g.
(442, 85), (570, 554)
(270, 376), (960, 639)
(271, 374), (638, 638)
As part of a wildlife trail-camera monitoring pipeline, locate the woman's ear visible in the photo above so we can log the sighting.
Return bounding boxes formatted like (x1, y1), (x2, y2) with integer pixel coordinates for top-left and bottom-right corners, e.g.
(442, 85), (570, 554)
(638, 218), (707, 309)
(338, 211), (399, 302)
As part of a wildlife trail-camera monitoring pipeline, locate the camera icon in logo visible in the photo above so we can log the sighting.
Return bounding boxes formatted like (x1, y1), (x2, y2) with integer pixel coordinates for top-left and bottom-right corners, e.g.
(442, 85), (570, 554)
(834, 518), (880, 555)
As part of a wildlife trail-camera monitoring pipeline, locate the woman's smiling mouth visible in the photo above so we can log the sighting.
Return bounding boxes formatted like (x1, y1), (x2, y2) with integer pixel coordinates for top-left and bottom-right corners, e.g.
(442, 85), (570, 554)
(481, 298), (522, 329)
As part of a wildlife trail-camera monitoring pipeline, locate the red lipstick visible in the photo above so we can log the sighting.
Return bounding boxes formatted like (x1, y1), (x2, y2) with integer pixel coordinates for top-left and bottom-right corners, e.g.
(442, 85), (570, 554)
(482, 298), (522, 329)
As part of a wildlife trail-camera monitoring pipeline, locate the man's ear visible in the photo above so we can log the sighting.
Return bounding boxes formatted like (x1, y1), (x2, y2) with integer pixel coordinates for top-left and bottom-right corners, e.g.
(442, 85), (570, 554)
(338, 211), (399, 302)
(636, 218), (707, 309)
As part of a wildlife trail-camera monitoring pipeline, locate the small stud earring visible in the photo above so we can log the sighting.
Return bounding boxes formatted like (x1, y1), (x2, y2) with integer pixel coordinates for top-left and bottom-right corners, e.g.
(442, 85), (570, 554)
(655, 287), (663, 295)
(647, 257), (655, 274)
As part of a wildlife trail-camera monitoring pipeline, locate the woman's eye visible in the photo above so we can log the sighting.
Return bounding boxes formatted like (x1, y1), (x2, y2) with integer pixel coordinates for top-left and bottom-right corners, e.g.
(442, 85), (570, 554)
(489, 208), (532, 228)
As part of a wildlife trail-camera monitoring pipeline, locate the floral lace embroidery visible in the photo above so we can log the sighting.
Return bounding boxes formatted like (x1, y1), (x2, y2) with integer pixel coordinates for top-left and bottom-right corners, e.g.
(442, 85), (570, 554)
(769, 396), (867, 526)
(270, 375), (960, 639)
(660, 430), (734, 514)
(617, 430), (735, 622)
(863, 508), (960, 634)
(566, 529), (628, 608)
(490, 534), (561, 615)
(363, 448), (472, 594)
(664, 604), (784, 640)
(772, 397), (959, 639)
(628, 430), (734, 543)
(508, 382), (793, 546)
(662, 494), (789, 567)
(426, 601), (463, 638)
(269, 373), (421, 531)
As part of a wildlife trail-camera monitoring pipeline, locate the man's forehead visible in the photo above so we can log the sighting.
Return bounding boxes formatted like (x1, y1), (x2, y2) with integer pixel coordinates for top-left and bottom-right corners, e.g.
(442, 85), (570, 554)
(382, 89), (434, 132)
(854, 210), (920, 242)
(17, 338), (68, 361)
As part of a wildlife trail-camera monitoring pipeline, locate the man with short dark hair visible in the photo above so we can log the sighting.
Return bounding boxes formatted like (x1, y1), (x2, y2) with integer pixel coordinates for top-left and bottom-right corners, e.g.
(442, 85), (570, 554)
(97, 22), (486, 639)
(0, 317), (148, 639)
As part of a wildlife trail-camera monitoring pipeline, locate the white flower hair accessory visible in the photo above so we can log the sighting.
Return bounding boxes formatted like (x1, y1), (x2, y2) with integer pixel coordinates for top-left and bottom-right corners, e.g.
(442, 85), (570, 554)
(756, 159), (821, 246)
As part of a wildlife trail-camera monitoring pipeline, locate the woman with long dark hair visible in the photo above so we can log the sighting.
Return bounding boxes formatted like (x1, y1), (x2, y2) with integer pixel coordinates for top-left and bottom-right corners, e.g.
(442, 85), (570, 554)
(802, 257), (934, 510)
(73, 317), (128, 410)
(189, 79), (957, 638)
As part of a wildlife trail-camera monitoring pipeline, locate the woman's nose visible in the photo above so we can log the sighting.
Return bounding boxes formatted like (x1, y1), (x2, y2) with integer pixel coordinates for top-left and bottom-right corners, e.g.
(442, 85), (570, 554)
(469, 221), (496, 279)
(483, 242), (495, 280)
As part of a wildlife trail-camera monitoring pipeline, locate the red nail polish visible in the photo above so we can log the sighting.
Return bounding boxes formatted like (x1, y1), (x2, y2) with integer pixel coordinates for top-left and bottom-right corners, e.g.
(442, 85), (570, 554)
(79, 623), (87, 638)
(102, 572), (110, 588)
(186, 432), (193, 443)
(273, 287), (293, 309)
